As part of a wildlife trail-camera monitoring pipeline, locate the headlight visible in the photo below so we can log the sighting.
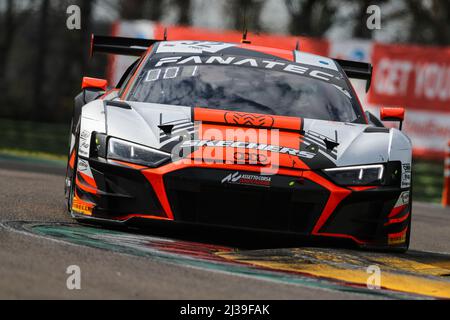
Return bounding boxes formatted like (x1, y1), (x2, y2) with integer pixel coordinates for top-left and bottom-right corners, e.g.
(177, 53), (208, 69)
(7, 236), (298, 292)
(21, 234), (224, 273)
(323, 164), (384, 186)
(107, 138), (170, 168)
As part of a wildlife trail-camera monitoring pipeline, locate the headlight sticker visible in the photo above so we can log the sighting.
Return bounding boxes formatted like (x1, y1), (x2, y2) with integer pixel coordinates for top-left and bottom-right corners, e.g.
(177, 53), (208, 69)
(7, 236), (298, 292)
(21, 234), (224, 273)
(78, 130), (91, 157)
(394, 191), (410, 208)
(401, 164), (412, 189)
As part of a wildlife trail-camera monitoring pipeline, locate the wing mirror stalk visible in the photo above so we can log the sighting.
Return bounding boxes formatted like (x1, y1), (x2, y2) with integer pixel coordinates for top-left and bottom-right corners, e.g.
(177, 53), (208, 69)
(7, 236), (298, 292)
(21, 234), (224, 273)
(380, 107), (405, 131)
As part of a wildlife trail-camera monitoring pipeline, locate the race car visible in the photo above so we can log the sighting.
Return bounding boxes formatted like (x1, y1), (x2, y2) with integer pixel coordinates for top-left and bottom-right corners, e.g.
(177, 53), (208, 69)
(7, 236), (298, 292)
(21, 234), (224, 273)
(65, 35), (413, 252)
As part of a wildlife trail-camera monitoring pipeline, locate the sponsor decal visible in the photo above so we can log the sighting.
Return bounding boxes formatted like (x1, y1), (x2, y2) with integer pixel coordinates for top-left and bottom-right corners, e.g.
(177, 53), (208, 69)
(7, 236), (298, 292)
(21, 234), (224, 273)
(401, 164), (412, 189)
(72, 199), (93, 216)
(156, 41), (236, 54)
(80, 130), (90, 140)
(396, 191), (410, 207)
(78, 160), (88, 172)
(388, 228), (408, 245)
(181, 140), (316, 159)
(224, 112), (275, 127)
(79, 130), (90, 157)
(153, 55), (343, 84)
(303, 130), (339, 160)
(221, 172), (272, 187)
(294, 51), (339, 71)
(234, 152), (270, 165)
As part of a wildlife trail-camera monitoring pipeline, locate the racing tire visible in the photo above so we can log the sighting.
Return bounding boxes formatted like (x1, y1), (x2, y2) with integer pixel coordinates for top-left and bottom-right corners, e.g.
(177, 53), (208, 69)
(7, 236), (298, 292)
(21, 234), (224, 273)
(65, 118), (80, 215)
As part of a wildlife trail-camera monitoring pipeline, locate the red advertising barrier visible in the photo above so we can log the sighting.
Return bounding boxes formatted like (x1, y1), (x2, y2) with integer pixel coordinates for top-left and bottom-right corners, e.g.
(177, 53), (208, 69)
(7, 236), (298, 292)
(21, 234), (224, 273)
(369, 43), (450, 113)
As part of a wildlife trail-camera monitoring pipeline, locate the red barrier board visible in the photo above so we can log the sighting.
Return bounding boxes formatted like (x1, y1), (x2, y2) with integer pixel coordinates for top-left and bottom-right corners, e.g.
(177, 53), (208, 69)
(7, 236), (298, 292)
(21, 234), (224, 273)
(369, 43), (450, 113)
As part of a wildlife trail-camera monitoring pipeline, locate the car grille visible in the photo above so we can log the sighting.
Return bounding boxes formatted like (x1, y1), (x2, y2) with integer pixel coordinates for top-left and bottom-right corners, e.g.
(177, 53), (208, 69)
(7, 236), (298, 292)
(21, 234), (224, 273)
(164, 168), (329, 234)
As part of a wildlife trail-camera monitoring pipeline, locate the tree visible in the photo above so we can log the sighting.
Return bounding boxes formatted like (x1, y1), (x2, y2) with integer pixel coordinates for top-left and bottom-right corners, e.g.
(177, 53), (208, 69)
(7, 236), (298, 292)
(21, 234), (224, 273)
(33, 0), (50, 120)
(0, 0), (15, 100)
(228, 0), (265, 33)
(120, 0), (147, 19)
(404, 0), (450, 45)
(340, 0), (387, 40)
(120, 0), (165, 21)
(284, 0), (336, 37)
(147, 0), (165, 21)
(0, 0), (34, 111)
(80, 0), (95, 72)
(171, 0), (192, 25)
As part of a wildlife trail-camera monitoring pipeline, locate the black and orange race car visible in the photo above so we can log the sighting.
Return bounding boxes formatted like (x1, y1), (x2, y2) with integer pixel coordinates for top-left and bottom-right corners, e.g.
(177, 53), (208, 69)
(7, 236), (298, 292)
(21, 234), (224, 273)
(65, 35), (413, 252)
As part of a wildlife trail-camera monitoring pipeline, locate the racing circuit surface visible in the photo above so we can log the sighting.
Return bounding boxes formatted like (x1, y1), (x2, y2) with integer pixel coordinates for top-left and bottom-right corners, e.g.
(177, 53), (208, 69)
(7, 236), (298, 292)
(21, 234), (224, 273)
(1, 157), (450, 300)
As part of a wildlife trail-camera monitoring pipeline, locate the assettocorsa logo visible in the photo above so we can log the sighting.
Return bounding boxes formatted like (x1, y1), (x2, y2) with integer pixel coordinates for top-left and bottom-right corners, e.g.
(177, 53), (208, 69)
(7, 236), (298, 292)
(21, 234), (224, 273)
(221, 172), (272, 187)
(222, 172), (242, 184)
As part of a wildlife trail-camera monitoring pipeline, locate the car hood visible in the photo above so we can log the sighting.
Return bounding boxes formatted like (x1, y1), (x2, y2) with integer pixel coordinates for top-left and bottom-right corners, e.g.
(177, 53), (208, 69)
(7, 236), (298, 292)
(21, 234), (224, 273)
(103, 101), (411, 170)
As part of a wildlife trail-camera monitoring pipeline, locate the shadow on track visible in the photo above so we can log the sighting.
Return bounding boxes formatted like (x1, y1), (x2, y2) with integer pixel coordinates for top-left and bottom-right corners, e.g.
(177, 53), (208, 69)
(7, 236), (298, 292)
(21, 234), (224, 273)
(80, 218), (358, 252)
(3, 220), (450, 299)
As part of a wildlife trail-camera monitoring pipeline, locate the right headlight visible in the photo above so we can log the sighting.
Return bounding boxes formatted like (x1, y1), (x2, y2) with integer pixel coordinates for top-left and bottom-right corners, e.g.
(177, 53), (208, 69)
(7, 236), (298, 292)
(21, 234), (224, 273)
(323, 164), (385, 186)
(107, 138), (171, 168)
(323, 162), (402, 187)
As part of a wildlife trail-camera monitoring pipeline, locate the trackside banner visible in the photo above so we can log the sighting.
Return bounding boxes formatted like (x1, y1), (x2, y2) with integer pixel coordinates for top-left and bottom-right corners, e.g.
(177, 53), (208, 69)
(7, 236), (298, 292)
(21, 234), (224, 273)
(329, 40), (450, 159)
(369, 43), (450, 112)
(110, 21), (450, 159)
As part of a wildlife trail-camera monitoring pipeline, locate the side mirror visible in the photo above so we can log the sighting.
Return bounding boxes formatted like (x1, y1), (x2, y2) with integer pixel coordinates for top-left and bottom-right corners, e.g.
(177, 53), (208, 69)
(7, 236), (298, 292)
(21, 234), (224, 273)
(82, 77), (108, 91)
(380, 107), (405, 131)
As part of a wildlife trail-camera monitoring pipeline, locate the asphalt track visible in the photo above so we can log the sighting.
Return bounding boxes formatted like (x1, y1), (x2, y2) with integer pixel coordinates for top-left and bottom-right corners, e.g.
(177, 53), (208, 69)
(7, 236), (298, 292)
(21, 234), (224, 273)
(1, 156), (450, 300)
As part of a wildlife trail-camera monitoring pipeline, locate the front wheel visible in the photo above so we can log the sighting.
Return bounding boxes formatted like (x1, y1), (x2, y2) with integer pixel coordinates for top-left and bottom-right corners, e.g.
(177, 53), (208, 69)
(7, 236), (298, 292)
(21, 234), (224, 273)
(65, 119), (80, 215)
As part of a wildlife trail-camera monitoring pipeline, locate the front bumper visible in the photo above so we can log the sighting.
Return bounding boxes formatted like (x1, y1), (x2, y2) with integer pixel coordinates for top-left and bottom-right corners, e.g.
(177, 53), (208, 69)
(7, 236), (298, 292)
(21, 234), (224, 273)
(72, 159), (411, 249)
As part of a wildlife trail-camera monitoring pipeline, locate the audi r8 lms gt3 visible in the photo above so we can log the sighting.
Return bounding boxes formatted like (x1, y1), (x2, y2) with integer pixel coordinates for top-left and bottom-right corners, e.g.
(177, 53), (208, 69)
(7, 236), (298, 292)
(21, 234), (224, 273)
(65, 35), (413, 252)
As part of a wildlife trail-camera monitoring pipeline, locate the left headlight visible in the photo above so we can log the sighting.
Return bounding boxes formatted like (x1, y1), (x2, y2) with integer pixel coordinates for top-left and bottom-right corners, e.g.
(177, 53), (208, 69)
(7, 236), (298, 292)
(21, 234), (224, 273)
(323, 164), (384, 186)
(107, 138), (171, 168)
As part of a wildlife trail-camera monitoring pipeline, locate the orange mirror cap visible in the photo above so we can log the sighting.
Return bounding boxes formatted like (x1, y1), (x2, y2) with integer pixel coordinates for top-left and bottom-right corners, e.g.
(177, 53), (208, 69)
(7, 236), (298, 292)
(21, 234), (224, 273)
(380, 107), (405, 121)
(82, 77), (108, 91)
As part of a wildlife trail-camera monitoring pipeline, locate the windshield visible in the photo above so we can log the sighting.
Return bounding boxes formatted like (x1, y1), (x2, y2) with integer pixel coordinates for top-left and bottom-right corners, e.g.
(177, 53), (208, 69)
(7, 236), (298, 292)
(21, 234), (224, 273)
(128, 58), (363, 123)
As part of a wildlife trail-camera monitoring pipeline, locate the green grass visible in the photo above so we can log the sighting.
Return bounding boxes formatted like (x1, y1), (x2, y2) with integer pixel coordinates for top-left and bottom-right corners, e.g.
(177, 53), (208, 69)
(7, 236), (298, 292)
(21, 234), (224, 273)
(0, 118), (446, 204)
(412, 160), (444, 204)
(0, 148), (66, 162)
(0, 118), (69, 156)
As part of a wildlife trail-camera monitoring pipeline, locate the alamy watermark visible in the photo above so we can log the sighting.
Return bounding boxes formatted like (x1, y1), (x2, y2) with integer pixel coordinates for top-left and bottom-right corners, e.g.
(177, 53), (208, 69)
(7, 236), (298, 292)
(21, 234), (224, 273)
(366, 265), (381, 290)
(367, 5), (382, 30)
(66, 265), (81, 290)
(66, 5), (81, 30)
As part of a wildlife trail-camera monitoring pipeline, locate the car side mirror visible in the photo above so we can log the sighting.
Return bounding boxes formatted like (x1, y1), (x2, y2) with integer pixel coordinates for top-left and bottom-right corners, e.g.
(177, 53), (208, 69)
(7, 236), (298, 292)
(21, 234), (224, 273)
(82, 77), (108, 91)
(380, 107), (405, 131)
